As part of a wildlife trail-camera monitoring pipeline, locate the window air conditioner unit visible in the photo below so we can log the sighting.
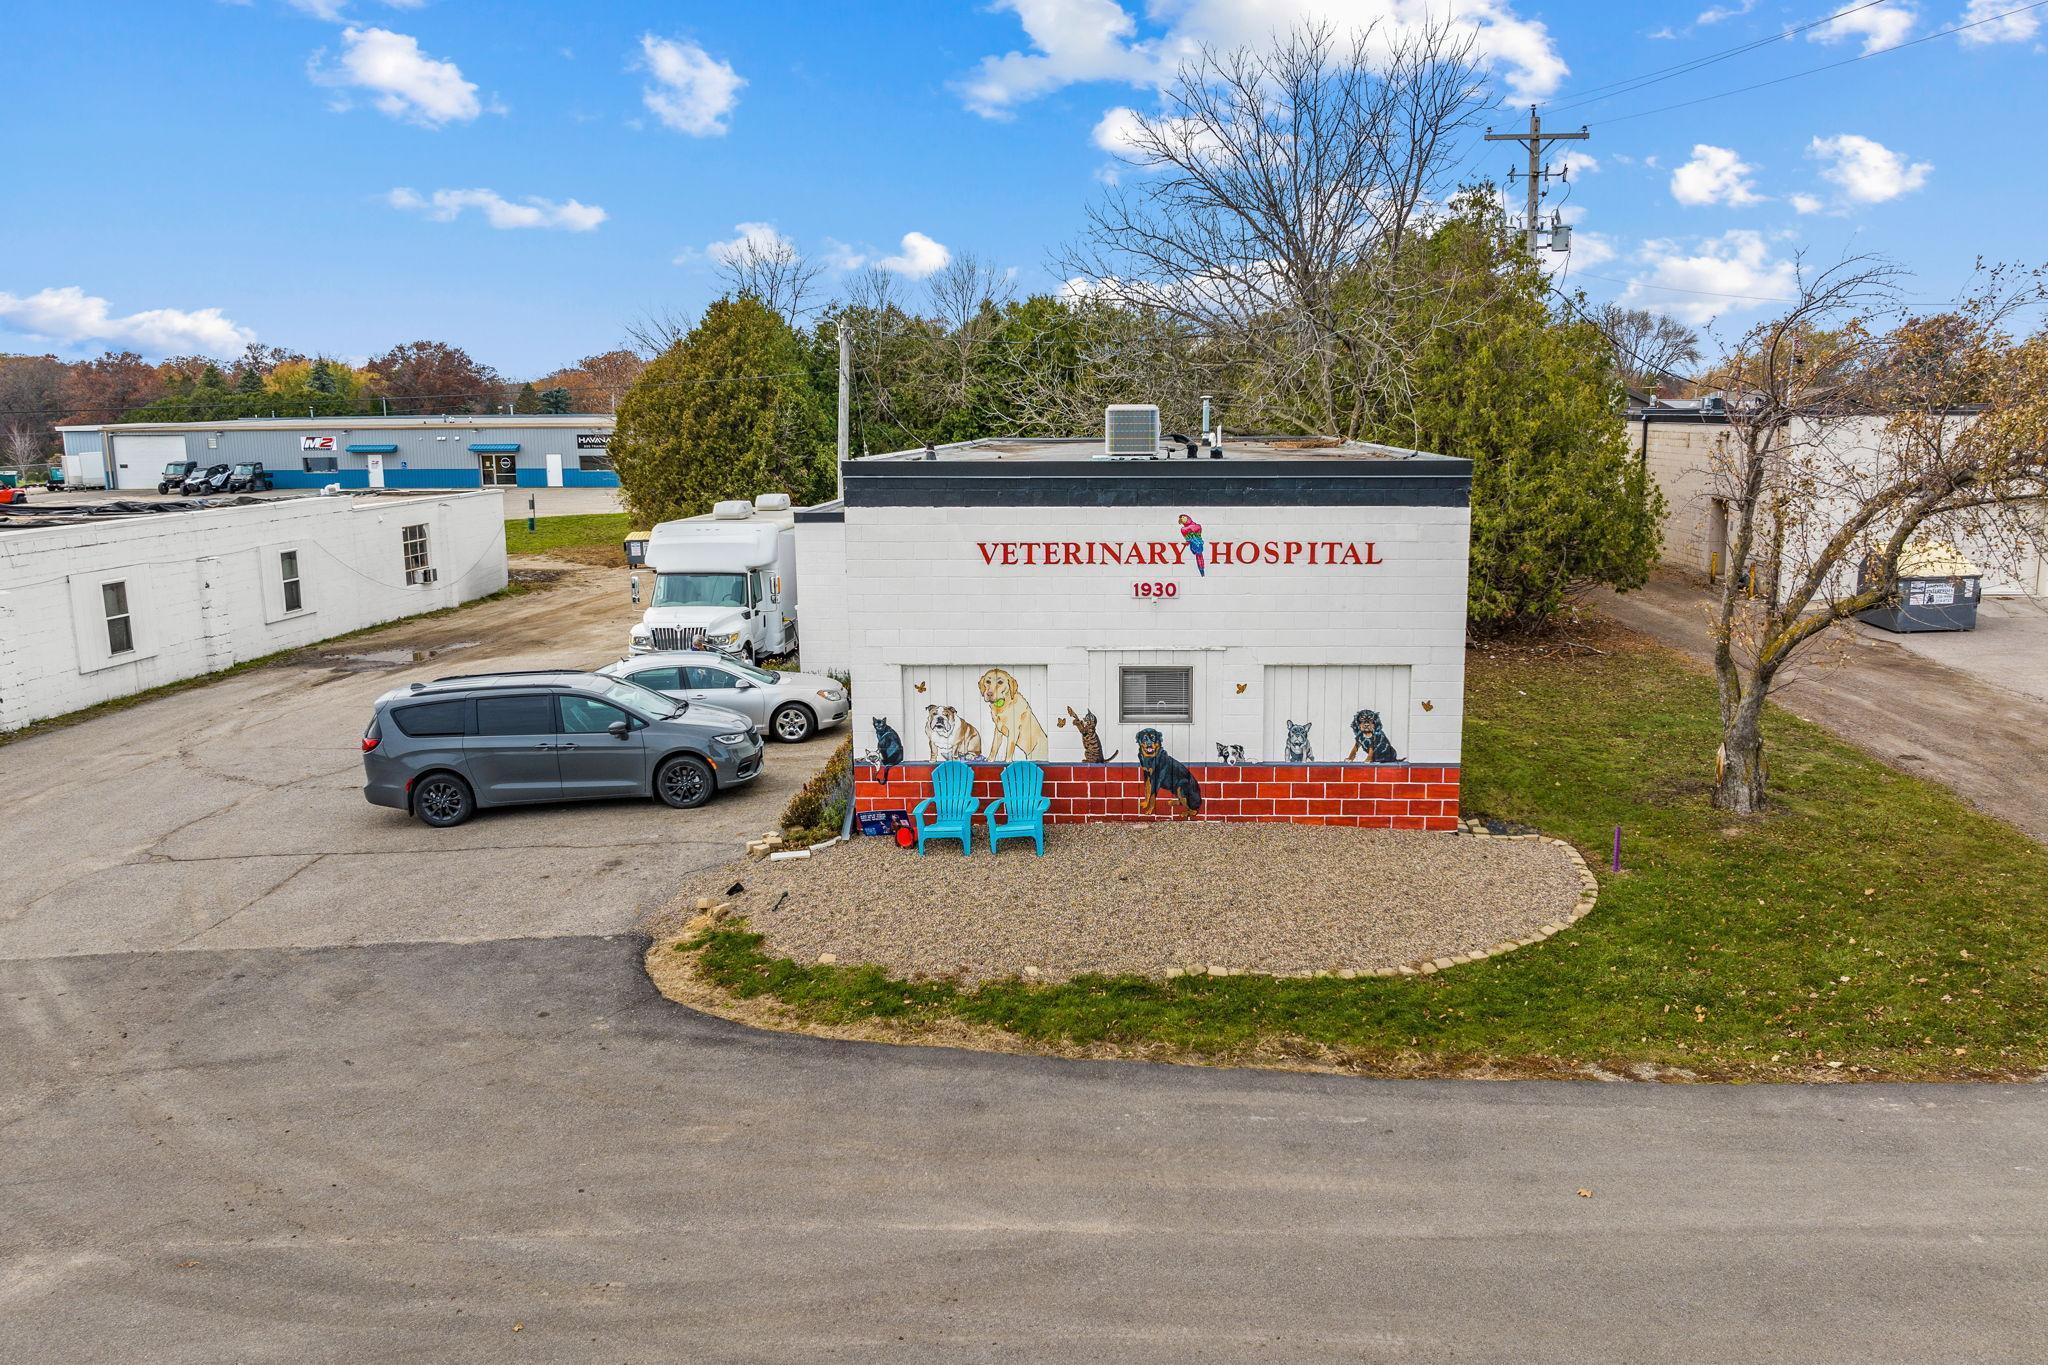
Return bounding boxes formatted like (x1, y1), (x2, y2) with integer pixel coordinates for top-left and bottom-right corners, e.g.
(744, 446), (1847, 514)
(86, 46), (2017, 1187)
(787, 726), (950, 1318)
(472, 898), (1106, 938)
(1101, 404), (1161, 459)
(421, 568), (438, 584)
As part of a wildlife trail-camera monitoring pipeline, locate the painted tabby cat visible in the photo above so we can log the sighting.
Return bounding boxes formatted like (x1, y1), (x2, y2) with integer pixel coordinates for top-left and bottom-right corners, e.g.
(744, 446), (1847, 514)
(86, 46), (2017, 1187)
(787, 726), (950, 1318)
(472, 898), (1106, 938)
(1064, 706), (1118, 763)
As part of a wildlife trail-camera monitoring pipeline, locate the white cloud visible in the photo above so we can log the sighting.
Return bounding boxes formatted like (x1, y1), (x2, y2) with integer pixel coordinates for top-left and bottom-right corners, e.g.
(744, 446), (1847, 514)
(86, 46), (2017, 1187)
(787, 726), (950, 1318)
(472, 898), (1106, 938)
(1560, 229), (1618, 270)
(1960, 0), (2040, 43)
(700, 221), (796, 268)
(283, 0), (428, 19)
(1696, 0), (1758, 23)
(0, 286), (255, 356)
(877, 231), (952, 278)
(1620, 231), (1796, 325)
(386, 187), (606, 231)
(1670, 144), (1763, 207)
(957, 0), (1567, 119)
(1789, 192), (1826, 215)
(638, 34), (743, 136)
(1556, 149), (1599, 177)
(1808, 133), (1931, 203)
(1808, 2), (1915, 54)
(315, 26), (481, 126)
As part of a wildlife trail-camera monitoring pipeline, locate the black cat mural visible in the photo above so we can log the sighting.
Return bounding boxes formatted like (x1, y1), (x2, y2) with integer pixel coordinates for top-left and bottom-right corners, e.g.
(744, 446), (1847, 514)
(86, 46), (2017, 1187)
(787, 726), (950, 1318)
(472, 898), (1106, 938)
(871, 716), (905, 786)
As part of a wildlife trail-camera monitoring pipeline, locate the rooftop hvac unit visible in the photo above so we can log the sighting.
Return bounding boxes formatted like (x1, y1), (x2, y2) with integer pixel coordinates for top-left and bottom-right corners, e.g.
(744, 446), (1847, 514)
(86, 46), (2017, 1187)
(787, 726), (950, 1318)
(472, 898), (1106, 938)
(753, 492), (792, 511)
(712, 499), (753, 519)
(1101, 404), (1161, 459)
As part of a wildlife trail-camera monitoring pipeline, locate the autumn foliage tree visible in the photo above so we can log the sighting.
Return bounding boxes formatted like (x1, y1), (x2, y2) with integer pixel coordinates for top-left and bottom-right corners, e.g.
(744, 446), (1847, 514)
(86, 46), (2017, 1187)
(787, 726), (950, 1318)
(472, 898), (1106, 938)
(368, 340), (501, 414)
(1706, 259), (2048, 814)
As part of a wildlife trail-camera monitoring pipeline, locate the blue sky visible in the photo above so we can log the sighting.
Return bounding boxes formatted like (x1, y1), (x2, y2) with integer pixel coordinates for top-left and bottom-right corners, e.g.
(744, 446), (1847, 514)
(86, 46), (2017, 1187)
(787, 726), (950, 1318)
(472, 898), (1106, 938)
(3, 0), (2041, 375)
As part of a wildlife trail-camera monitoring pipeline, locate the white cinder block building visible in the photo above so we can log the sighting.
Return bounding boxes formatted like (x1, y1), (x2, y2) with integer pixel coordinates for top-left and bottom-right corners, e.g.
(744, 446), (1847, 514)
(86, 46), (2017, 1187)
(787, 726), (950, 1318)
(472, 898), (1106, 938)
(0, 491), (508, 730)
(799, 433), (1473, 831)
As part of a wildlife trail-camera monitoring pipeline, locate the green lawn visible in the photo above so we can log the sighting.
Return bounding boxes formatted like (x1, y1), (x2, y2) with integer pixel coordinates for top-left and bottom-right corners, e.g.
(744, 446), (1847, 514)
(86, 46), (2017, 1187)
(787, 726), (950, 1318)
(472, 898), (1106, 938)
(504, 512), (632, 557)
(683, 636), (2048, 1080)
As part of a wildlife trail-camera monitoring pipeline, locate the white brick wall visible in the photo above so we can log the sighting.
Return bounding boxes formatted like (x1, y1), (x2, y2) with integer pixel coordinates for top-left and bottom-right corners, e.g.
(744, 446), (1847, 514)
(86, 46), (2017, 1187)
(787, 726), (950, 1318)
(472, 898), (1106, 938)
(835, 502), (1471, 765)
(793, 517), (848, 676)
(0, 491), (508, 730)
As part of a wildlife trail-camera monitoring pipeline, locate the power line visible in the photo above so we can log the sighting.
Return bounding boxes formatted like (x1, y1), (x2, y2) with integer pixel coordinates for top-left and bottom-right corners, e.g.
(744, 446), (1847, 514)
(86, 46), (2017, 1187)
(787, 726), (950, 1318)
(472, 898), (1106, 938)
(1546, 0), (1889, 114)
(1592, 0), (2048, 126)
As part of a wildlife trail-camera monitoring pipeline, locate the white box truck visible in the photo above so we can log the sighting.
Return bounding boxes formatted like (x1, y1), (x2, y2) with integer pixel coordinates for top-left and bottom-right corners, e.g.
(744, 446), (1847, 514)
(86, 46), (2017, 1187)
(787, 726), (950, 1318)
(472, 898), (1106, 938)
(629, 493), (799, 662)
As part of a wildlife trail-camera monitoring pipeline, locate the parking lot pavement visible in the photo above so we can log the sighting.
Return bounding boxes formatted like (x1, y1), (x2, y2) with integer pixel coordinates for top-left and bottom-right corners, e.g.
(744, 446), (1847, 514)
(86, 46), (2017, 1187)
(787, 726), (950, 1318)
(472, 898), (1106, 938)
(6, 934), (2046, 1362)
(1594, 574), (2048, 845)
(0, 566), (837, 960)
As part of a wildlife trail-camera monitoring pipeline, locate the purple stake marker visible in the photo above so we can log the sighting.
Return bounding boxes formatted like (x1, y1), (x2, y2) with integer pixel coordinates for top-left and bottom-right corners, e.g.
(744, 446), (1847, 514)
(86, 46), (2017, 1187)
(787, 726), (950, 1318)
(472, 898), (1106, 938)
(1611, 825), (1622, 873)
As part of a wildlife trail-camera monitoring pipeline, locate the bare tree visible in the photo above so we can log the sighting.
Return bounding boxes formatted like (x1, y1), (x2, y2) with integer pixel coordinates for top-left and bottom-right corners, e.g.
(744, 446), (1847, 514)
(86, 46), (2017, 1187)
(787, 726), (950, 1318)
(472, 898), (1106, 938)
(1057, 20), (1491, 436)
(716, 234), (825, 325)
(1588, 302), (1702, 392)
(1707, 257), (2048, 813)
(925, 251), (1015, 409)
(625, 306), (692, 359)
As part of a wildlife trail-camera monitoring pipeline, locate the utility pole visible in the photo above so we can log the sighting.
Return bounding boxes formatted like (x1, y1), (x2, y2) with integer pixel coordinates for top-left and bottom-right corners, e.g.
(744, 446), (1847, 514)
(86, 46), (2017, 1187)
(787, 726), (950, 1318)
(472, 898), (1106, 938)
(835, 323), (850, 502)
(1484, 105), (1588, 253)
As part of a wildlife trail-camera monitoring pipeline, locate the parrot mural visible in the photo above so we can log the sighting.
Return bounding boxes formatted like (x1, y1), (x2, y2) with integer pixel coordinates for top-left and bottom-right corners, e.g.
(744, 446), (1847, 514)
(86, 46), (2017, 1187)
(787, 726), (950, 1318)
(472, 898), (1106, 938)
(1177, 513), (1206, 577)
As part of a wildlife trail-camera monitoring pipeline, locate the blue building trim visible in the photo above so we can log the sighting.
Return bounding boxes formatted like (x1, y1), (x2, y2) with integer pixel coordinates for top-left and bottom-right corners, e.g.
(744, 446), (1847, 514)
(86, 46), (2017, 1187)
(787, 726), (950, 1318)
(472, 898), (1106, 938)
(269, 468), (491, 490)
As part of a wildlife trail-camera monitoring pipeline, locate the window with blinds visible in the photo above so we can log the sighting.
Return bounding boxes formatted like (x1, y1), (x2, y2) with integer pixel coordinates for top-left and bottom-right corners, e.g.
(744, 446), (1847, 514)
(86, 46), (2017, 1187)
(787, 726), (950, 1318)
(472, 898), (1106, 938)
(1119, 666), (1193, 725)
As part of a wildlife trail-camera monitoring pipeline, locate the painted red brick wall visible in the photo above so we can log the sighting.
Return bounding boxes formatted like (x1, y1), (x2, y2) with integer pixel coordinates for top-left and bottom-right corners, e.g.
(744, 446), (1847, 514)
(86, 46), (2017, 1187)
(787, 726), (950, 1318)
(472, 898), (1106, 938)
(854, 763), (1461, 831)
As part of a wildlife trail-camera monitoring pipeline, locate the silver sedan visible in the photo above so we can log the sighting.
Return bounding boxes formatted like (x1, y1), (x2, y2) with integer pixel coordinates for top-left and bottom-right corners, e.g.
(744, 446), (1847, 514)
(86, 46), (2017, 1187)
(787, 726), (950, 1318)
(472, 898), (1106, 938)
(598, 652), (849, 743)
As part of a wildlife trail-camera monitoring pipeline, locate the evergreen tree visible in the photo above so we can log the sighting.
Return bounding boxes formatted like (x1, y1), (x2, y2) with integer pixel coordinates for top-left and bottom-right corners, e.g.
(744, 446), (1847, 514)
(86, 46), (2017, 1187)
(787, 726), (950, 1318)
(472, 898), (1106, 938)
(612, 295), (834, 522)
(199, 363), (226, 390)
(538, 386), (571, 414)
(307, 359), (337, 394)
(513, 381), (541, 414)
(1376, 200), (1662, 632)
(234, 366), (265, 394)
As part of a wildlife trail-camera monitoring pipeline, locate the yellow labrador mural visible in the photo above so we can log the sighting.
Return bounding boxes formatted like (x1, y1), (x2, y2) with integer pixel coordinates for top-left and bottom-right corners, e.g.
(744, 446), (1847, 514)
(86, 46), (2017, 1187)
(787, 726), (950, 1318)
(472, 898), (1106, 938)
(977, 668), (1048, 761)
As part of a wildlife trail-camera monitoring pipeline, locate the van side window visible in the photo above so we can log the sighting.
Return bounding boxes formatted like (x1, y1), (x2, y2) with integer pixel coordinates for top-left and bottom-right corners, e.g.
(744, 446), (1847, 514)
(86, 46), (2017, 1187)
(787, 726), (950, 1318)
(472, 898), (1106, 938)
(392, 700), (468, 737)
(474, 694), (554, 735)
(560, 696), (635, 734)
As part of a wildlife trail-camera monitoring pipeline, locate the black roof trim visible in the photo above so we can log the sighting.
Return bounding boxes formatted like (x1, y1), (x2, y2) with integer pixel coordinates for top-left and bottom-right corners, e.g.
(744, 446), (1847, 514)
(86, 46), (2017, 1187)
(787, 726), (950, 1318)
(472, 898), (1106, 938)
(844, 459), (1471, 509)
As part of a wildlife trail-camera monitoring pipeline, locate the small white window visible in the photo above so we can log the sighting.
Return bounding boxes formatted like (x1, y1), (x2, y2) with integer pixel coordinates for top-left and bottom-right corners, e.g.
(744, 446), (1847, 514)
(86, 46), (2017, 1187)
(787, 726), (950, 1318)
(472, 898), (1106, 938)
(1119, 666), (1192, 725)
(402, 524), (431, 584)
(102, 581), (134, 655)
(280, 550), (303, 613)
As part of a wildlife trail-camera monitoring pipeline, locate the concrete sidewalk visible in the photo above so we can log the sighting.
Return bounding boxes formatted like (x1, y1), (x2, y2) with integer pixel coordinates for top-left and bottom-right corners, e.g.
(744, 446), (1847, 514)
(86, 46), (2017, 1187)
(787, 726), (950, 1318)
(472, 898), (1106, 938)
(1593, 574), (2048, 844)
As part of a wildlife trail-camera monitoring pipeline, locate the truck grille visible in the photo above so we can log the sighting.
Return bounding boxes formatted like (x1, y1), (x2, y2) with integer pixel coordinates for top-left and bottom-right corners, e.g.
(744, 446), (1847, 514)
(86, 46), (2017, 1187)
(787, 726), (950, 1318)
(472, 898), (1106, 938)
(651, 627), (705, 652)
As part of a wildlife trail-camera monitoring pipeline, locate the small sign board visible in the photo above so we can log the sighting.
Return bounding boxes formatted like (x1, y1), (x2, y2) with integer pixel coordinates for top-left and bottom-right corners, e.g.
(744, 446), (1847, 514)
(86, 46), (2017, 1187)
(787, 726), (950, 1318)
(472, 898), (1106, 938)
(300, 435), (337, 452)
(576, 432), (611, 449)
(856, 809), (911, 838)
(1909, 582), (1956, 607)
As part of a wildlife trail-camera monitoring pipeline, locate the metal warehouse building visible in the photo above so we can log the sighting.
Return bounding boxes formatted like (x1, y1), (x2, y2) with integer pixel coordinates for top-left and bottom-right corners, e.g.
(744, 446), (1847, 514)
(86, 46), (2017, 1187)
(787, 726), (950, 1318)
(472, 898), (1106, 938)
(55, 415), (617, 492)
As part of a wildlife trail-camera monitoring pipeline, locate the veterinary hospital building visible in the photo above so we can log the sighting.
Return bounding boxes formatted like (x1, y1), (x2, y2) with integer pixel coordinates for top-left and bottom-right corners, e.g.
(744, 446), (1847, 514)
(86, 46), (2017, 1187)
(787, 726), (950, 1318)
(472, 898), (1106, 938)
(795, 421), (1474, 830)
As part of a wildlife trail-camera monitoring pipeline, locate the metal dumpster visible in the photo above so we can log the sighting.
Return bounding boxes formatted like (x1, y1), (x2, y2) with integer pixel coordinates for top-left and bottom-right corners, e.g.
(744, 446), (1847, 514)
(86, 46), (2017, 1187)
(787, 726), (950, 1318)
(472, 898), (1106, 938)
(1856, 540), (1982, 633)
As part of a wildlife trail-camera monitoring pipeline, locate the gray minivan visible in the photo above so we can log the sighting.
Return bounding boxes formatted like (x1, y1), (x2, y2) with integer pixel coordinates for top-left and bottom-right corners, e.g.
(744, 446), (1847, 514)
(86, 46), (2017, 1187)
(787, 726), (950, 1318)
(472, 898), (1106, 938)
(361, 671), (763, 827)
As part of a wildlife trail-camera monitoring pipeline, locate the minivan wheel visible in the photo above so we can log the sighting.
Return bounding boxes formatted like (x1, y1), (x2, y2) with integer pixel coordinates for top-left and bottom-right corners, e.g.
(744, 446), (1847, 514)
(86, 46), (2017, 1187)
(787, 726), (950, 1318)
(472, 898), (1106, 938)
(655, 755), (715, 809)
(770, 703), (814, 743)
(414, 773), (474, 827)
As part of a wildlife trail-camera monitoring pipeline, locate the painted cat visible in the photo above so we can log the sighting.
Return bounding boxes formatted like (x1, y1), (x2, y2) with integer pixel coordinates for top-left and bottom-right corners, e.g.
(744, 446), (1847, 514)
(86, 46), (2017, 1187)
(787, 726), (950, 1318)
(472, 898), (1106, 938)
(1284, 719), (1314, 762)
(871, 716), (905, 786)
(1065, 706), (1118, 763)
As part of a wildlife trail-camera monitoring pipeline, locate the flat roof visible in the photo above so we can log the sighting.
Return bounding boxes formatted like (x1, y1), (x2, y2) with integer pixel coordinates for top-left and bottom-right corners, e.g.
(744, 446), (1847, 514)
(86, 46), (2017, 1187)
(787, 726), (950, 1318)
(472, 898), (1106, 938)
(865, 436), (1461, 466)
(56, 414), (615, 434)
(0, 489), (483, 534)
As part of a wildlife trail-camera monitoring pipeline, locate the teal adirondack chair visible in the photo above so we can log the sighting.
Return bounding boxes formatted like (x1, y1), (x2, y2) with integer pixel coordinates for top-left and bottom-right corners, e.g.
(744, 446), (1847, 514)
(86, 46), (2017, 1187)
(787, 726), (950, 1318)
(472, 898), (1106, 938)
(985, 760), (1049, 856)
(911, 760), (979, 856)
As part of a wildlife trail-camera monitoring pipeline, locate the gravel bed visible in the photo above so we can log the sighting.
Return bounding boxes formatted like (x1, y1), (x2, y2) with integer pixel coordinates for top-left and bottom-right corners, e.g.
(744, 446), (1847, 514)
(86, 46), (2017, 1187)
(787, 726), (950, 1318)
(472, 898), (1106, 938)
(692, 822), (1590, 984)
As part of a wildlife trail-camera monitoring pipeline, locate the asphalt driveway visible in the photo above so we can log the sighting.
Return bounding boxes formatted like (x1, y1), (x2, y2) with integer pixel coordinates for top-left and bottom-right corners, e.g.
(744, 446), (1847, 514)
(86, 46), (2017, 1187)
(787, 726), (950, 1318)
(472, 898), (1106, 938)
(6, 935), (2047, 1361)
(0, 566), (837, 959)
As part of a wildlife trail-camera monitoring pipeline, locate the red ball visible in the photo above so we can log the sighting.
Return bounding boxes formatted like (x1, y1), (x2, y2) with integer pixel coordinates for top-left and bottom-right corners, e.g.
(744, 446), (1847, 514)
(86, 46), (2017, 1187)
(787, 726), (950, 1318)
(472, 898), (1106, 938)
(893, 824), (915, 849)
